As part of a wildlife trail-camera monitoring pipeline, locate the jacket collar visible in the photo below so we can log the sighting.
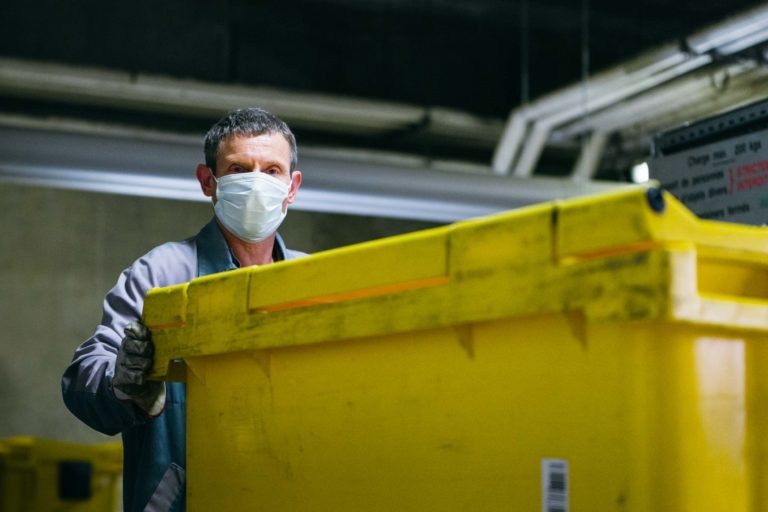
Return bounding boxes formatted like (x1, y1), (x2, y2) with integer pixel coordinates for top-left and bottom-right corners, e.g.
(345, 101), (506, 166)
(196, 218), (288, 277)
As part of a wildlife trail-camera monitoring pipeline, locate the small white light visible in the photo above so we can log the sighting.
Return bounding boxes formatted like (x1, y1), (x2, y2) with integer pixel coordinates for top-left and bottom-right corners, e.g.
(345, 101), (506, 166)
(631, 162), (650, 183)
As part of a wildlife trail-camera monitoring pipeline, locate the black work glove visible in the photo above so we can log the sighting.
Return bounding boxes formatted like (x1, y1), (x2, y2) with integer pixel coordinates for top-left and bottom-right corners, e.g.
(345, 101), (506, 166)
(113, 321), (166, 416)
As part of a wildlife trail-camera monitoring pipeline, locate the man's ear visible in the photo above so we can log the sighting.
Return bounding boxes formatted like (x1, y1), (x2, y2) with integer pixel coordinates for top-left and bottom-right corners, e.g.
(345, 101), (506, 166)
(286, 170), (302, 206)
(196, 164), (216, 198)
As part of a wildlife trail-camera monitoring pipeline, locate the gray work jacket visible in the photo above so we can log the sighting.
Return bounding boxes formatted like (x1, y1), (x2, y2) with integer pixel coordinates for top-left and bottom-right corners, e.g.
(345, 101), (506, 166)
(62, 218), (306, 512)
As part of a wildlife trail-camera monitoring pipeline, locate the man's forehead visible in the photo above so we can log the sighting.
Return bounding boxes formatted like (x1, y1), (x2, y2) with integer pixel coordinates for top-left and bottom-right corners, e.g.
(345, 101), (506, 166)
(224, 131), (287, 143)
(219, 133), (290, 156)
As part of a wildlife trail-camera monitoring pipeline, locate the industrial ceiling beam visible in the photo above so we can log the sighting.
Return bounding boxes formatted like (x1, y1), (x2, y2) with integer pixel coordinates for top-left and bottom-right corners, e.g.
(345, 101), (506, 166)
(492, 3), (768, 177)
(553, 61), (768, 140)
(0, 117), (625, 223)
(0, 57), (503, 147)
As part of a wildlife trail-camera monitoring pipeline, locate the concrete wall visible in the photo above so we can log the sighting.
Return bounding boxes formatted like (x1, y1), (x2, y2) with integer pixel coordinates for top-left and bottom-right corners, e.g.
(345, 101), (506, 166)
(0, 183), (439, 444)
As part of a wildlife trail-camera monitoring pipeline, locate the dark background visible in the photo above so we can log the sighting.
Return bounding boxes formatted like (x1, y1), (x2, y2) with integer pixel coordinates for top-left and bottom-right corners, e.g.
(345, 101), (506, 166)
(1, 0), (764, 169)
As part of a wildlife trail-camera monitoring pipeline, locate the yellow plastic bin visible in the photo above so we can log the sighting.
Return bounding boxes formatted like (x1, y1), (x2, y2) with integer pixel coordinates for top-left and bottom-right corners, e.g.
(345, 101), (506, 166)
(0, 436), (122, 512)
(145, 185), (768, 512)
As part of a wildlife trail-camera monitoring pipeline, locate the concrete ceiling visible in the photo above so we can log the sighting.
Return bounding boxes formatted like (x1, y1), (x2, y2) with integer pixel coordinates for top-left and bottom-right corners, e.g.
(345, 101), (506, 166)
(1, 0), (767, 219)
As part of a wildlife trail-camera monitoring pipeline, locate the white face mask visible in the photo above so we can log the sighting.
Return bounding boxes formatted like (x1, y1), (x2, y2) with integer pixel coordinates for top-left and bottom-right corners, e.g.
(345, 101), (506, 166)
(212, 172), (290, 243)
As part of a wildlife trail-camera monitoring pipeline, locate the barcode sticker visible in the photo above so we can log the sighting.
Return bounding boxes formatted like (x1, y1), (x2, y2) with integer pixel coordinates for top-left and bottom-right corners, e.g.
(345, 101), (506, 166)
(542, 459), (569, 512)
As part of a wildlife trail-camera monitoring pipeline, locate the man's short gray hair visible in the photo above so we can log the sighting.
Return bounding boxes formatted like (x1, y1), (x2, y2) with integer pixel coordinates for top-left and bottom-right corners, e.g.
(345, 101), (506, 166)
(204, 107), (298, 173)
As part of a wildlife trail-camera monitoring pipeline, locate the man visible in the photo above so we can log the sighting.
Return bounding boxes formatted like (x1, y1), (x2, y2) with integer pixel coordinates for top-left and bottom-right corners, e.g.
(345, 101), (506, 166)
(62, 107), (304, 512)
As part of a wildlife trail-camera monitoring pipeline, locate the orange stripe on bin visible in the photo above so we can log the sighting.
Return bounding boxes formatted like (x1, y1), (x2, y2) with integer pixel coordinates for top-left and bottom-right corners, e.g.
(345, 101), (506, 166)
(252, 276), (450, 313)
(560, 240), (662, 264)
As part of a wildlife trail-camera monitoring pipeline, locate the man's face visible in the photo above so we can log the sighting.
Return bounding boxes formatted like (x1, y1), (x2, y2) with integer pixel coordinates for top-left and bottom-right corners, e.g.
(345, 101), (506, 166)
(215, 133), (292, 183)
(197, 132), (302, 209)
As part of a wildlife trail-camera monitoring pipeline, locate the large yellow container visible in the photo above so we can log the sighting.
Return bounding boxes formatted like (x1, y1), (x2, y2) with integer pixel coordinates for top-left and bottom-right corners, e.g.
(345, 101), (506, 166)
(0, 437), (122, 512)
(146, 186), (768, 511)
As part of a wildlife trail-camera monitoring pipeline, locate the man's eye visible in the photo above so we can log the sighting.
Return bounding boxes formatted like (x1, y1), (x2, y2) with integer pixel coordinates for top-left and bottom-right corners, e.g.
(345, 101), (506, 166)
(265, 168), (279, 175)
(232, 166), (248, 173)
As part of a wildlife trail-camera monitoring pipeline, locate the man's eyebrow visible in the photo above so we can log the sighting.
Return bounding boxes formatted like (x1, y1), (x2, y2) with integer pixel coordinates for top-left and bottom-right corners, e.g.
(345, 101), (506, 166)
(260, 160), (286, 169)
(225, 158), (286, 170)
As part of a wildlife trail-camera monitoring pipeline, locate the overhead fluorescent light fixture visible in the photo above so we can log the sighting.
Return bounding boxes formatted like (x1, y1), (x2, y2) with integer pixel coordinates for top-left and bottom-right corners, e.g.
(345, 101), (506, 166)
(631, 162), (650, 183)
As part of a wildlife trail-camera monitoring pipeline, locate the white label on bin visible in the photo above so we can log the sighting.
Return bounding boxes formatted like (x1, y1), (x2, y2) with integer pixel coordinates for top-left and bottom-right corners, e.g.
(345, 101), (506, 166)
(542, 458), (569, 512)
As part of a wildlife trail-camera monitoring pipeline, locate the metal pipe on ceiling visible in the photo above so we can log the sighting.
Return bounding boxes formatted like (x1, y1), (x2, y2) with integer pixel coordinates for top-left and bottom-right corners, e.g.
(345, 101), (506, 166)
(0, 57), (503, 147)
(552, 61), (768, 139)
(571, 131), (608, 181)
(606, 68), (768, 142)
(492, 3), (768, 177)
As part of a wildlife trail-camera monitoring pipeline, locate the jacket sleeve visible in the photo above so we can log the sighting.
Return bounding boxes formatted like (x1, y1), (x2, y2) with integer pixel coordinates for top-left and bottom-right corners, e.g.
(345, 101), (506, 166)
(61, 240), (197, 435)
(61, 256), (159, 435)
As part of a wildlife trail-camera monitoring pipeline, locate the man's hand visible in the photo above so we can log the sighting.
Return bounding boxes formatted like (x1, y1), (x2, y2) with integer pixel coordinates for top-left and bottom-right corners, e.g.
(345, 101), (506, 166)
(114, 321), (166, 416)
